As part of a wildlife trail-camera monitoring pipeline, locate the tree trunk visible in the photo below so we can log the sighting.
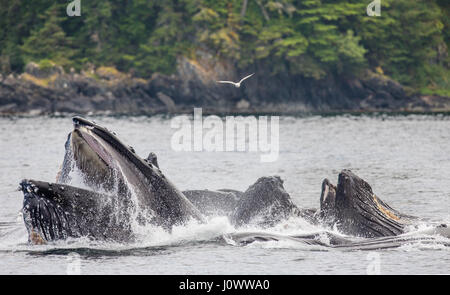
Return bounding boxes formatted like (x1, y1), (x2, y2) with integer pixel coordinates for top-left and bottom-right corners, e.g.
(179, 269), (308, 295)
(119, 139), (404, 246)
(255, 0), (270, 21)
(240, 0), (248, 18)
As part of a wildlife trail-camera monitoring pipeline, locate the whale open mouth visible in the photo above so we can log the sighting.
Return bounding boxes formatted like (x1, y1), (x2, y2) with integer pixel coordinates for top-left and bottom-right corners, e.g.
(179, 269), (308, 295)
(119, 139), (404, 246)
(68, 116), (146, 191)
(318, 178), (337, 223)
(318, 170), (411, 238)
(320, 179), (336, 211)
(72, 117), (117, 169)
(70, 116), (150, 178)
(69, 117), (204, 226)
(73, 128), (114, 168)
(68, 116), (171, 201)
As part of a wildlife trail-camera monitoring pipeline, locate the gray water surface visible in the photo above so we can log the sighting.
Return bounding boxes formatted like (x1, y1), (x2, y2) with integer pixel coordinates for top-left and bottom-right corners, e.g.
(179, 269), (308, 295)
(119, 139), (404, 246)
(0, 114), (449, 274)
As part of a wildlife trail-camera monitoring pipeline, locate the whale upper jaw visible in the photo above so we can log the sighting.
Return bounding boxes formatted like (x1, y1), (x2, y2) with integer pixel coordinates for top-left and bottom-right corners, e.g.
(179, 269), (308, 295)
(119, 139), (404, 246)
(71, 116), (144, 171)
(320, 179), (336, 212)
(68, 116), (156, 195)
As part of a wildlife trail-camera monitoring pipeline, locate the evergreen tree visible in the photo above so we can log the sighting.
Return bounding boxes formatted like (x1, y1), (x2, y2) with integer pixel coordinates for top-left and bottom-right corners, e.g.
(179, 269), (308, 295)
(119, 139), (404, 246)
(21, 4), (77, 67)
(355, 0), (444, 83)
(0, 0), (447, 95)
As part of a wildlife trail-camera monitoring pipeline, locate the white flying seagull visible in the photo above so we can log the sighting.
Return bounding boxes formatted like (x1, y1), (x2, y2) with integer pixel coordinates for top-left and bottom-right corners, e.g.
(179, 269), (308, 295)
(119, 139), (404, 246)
(217, 73), (254, 88)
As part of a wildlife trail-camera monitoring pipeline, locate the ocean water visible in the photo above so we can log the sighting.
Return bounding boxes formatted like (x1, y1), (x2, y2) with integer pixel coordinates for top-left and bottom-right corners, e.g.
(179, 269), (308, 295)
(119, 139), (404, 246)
(0, 114), (449, 274)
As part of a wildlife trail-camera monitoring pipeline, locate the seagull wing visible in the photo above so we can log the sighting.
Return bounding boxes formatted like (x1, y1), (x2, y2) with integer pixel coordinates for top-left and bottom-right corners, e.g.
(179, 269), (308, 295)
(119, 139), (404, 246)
(239, 73), (254, 84)
(217, 80), (237, 85)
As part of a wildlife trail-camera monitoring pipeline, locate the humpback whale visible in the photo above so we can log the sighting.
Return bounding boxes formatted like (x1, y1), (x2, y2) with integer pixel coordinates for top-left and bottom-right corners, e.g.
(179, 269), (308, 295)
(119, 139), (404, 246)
(21, 179), (133, 243)
(21, 117), (204, 244)
(18, 117), (447, 247)
(184, 171), (425, 238)
(184, 177), (316, 227)
(182, 189), (242, 217)
(317, 170), (416, 238)
(231, 176), (316, 227)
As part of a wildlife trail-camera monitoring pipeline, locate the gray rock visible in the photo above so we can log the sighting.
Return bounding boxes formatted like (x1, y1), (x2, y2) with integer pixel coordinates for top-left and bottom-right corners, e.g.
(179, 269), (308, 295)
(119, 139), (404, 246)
(156, 92), (176, 112)
(236, 99), (250, 110)
(0, 52), (447, 115)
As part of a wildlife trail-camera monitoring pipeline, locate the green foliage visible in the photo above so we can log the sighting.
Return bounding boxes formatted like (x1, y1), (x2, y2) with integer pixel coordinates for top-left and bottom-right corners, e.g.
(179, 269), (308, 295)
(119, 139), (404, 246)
(0, 0), (55, 72)
(20, 4), (77, 68)
(37, 59), (55, 70)
(418, 64), (450, 96)
(0, 0), (448, 95)
(355, 0), (446, 89)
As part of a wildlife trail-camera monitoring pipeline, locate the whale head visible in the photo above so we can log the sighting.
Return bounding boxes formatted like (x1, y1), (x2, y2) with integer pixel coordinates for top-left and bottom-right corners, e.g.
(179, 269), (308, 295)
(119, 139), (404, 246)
(58, 117), (203, 229)
(318, 170), (409, 238)
(20, 178), (135, 244)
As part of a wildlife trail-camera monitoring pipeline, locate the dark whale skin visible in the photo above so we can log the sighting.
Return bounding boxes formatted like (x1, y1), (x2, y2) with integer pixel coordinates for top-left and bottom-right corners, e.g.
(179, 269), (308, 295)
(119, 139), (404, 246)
(69, 116), (205, 229)
(21, 179), (133, 243)
(231, 176), (303, 228)
(183, 189), (242, 217)
(318, 170), (416, 238)
(186, 178), (317, 227)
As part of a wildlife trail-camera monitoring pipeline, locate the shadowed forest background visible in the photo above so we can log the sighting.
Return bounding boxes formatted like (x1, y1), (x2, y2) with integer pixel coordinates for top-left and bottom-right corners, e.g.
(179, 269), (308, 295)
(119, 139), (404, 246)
(1, 0), (448, 95)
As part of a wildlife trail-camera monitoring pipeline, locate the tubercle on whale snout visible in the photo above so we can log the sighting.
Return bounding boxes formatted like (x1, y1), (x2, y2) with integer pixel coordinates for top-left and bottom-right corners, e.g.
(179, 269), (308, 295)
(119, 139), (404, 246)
(19, 178), (138, 244)
(73, 116), (96, 128)
(20, 179), (73, 244)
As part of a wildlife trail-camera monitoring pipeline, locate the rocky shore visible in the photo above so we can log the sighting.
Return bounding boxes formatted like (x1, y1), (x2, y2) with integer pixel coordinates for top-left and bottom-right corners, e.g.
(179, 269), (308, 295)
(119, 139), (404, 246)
(0, 54), (449, 116)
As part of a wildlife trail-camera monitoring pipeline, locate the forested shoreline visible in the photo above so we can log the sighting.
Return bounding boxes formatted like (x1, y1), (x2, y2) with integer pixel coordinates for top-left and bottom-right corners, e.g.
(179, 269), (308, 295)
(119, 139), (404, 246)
(0, 0), (449, 114)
